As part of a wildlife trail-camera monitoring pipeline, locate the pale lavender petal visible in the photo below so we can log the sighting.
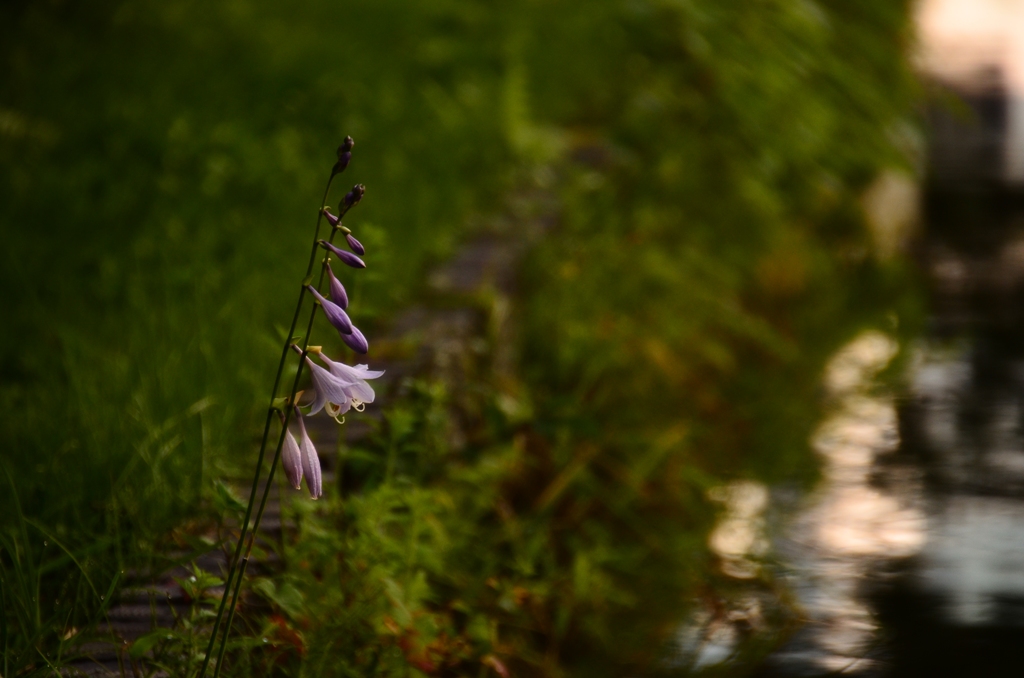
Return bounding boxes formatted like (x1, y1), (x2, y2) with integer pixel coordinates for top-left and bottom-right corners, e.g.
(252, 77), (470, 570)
(315, 355), (379, 405)
(308, 286), (352, 335)
(345, 233), (365, 255)
(341, 325), (368, 354)
(281, 426), (303, 490)
(306, 357), (352, 415)
(343, 379), (375, 404)
(307, 382), (328, 416)
(327, 264), (349, 309)
(317, 354), (357, 383)
(337, 362), (385, 381)
(352, 364), (385, 379)
(321, 241), (366, 269)
(295, 411), (322, 499)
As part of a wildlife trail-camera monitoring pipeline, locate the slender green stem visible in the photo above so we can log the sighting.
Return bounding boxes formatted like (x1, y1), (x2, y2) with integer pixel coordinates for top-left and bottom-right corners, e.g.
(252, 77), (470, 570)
(197, 175), (336, 678)
(213, 316), (317, 676)
(211, 215), (349, 677)
(204, 176), (359, 677)
(1, 568), (8, 678)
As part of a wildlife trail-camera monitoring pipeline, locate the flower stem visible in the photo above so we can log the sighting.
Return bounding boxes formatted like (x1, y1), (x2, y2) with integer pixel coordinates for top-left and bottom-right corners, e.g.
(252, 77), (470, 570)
(198, 174), (342, 678)
(201, 173), (358, 678)
(212, 309), (319, 676)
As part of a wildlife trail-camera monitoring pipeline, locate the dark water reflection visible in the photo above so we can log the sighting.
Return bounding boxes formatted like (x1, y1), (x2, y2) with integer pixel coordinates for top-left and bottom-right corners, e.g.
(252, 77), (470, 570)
(756, 194), (1024, 676)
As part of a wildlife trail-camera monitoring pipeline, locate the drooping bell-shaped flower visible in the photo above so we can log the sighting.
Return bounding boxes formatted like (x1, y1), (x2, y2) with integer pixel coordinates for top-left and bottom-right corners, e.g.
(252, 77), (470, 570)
(320, 240), (365, 269)
(345, 233), (365, 256)
(280, 417), (303, 490)
(307, 285), (352, 335)
(326, 264), (348, 309)
(317, 353), (384, 410)
(306, 357), (353, 418)
(341, 325), (369, 354)
(294, 410), (322, 499)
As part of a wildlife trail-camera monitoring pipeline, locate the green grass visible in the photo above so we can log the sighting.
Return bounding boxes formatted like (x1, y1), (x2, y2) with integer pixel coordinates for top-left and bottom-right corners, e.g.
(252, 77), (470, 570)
(0, 0), (923, 674)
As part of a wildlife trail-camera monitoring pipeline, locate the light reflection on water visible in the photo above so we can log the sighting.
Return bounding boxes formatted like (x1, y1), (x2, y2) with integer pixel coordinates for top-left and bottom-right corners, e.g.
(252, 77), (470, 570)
(765, 332), (927, 675)
(920, 495), (1024, 625)
(678, 324), (1024, 675)
(676, 332), (928, 674)
(770, 330), (1024, 675)
(906, 340), (1024, 630)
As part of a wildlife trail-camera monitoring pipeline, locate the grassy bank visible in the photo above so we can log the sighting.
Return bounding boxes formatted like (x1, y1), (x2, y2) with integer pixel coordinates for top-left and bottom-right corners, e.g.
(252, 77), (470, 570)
(0, 0), (921, 674)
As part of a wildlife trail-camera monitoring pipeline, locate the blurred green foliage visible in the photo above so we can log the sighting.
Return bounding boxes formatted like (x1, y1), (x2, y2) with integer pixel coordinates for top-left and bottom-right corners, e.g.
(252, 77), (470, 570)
(0, 0), (921, 675)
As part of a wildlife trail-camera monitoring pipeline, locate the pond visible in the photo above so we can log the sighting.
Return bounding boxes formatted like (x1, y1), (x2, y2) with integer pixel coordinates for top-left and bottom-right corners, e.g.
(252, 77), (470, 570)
(763, 194), (1024, 677)
(678, 191), (1024, 676)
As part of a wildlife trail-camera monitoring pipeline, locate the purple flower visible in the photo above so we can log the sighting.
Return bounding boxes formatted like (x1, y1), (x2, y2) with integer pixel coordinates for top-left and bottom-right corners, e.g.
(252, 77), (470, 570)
(326, 264), (349, 309)
(322, 208), (341, 228)
(306, 357), (353, 418)
(281, 419), (303, 490)
(336, 151), (352, 172)
(316, 353), (384, 410)
(345, 233), (365, 256)
(320, 240), (365, 269)
(332, 137), (354, 176)
(341, 325), (368, 354)
(307, 285), (352, 335)
(294, 410), (322, 499)
(343, 184), (365, 207)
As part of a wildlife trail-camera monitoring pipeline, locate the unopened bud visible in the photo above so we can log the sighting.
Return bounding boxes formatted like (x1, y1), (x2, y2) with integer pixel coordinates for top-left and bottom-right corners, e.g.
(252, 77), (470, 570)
(345, 233), (365, 256)
(342, 325), (369, 354)
(343, 184), (365, 207)
(333, 152), (352, 175)
(307, 285), (353, 334)
(326, 264), (349, 309)
(322, 208), (341, 227)
(332, 137), (355, 176)
(281, 423), (303, 490)
(320, 240), (366, 269)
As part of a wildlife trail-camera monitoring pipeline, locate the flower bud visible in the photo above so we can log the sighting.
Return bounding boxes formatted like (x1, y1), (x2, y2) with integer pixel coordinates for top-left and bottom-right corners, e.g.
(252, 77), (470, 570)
(331, 137), (355, 176)
(295, 411), (322, 499)
(281, 423), (303, 490)
(307, 285), (353, 335)
(343, 184), (365, 207)
(320, 240), (366, 269)
(333, 153), (351, 176)
(326, 264), (349, 309)
(342, 325), (369, 354)
(322, 208), (341, 228)
(345, 233), (365, 256)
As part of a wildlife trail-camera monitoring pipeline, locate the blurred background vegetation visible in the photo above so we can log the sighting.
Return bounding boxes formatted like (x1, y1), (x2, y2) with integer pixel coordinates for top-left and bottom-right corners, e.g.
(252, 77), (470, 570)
(0, 0), (922, 675)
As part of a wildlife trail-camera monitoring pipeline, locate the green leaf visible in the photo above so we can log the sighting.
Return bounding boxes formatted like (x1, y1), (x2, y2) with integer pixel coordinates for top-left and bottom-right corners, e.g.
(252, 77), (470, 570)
(129, 630), (172, 658)
(252, 578), (306, 619)
(213, 481), (246, 515)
